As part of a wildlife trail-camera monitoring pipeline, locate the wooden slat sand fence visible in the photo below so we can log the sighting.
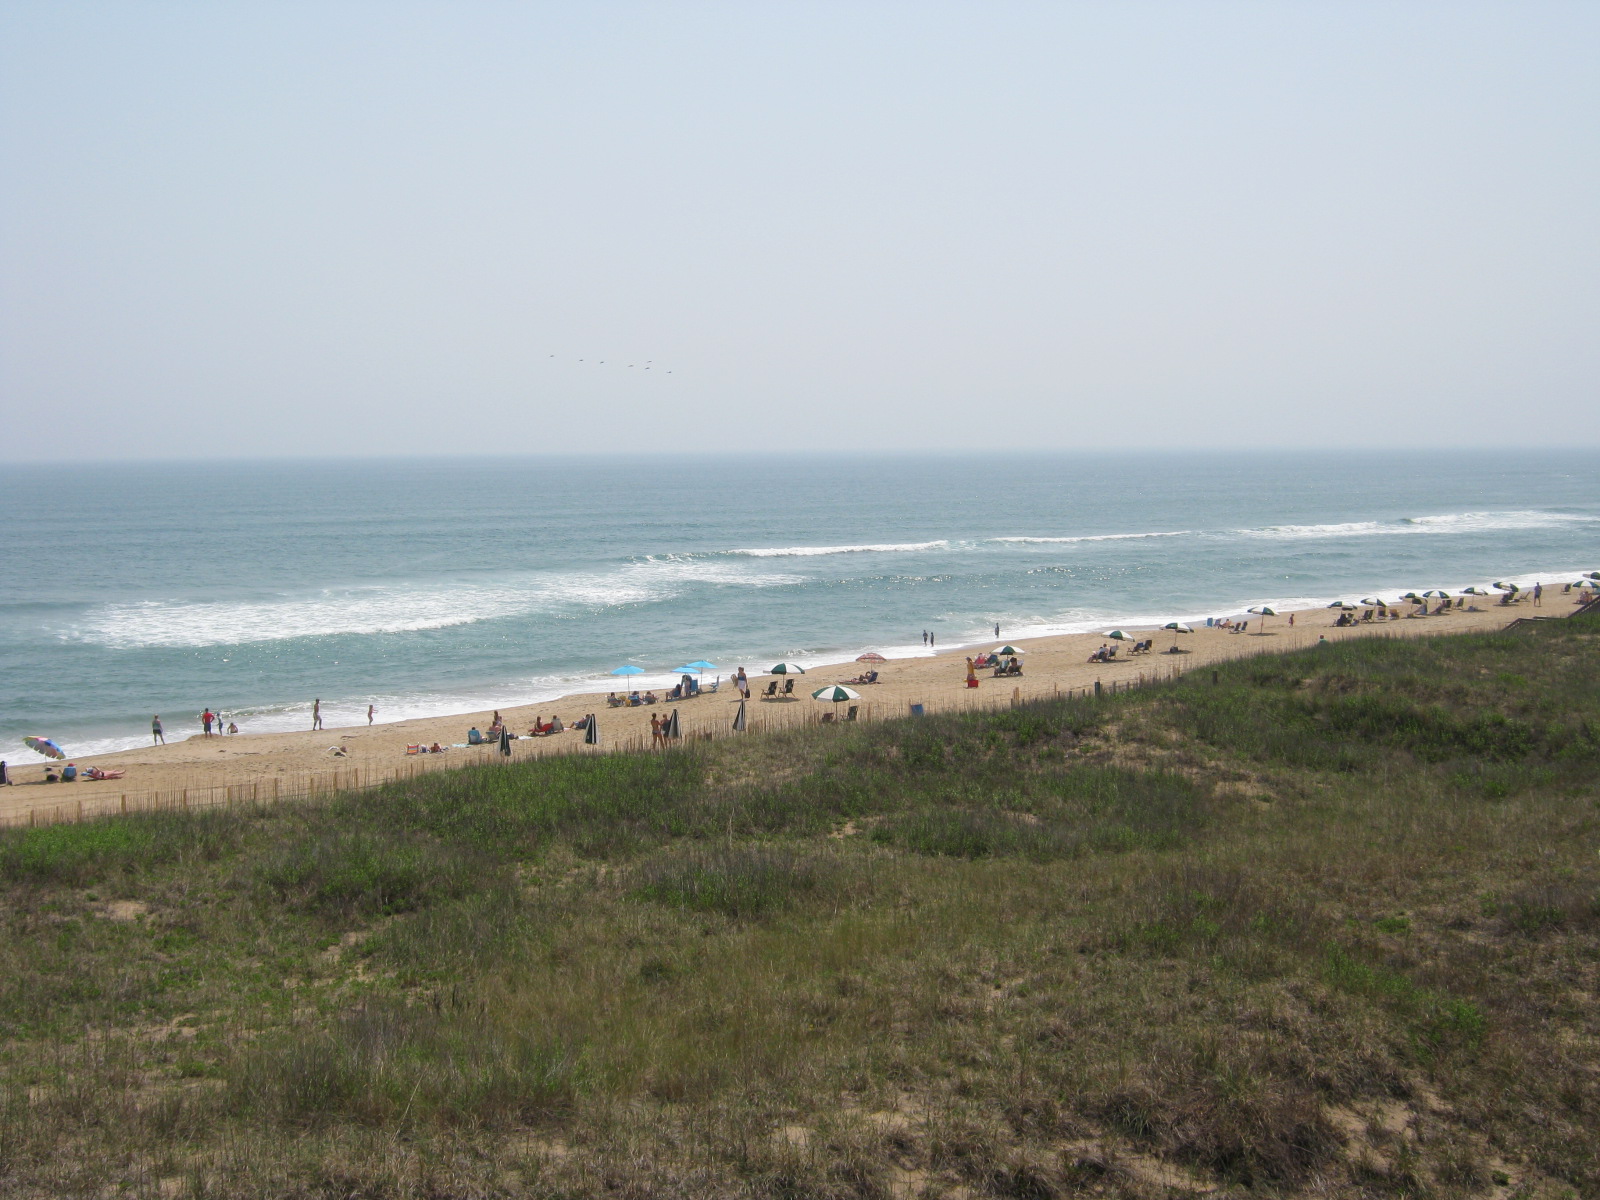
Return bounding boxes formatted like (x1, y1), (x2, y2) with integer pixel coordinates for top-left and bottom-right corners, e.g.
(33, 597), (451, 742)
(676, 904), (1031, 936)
(12, 614), (1550, 832)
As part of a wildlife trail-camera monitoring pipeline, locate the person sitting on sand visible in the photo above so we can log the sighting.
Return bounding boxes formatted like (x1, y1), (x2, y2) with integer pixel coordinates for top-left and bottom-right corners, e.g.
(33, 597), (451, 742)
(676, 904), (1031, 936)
(227, 722), (239, 734)
(467, 727), (483, 745)
(429, 742), (445, 754)
(61, 762), (78, 781)
(628, 690), (643, 706)
(643, 690), (658, 704)
(607, 692), (623, 707)
(548, 716), (564, 733)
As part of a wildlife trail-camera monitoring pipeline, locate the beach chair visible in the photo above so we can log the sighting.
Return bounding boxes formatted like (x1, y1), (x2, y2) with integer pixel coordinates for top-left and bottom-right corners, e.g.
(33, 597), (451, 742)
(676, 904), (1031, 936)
(782, 678), (795, 696)
(846, 705), (858, 721)
(761, 681), (777, 698)
(406, 744), (421, 755)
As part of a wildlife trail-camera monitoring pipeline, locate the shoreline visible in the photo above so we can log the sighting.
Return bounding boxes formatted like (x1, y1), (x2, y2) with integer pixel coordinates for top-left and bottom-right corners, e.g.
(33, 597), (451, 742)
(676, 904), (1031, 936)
(22, 564), (1591, 763)
(3, 590), (1585, 821)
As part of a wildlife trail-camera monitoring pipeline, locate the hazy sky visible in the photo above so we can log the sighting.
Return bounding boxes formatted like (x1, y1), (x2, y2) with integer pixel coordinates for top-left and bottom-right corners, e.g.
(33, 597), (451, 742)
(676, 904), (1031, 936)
(2, 2), (1596, 459)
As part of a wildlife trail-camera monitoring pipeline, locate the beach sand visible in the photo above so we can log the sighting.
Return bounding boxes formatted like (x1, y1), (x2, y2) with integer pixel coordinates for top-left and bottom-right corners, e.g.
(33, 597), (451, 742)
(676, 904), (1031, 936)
(1, 594), (1578, 824)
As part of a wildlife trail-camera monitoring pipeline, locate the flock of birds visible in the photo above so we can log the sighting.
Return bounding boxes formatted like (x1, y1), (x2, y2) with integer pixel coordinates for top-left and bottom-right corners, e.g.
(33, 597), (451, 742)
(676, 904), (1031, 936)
(549, 355), (672, 373)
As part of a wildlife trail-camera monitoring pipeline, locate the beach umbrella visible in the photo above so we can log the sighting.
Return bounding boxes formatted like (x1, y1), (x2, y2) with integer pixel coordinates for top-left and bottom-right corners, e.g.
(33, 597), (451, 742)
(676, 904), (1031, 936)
(1399, 592), (1422, 601)
(1359, 597), (1388, 607)
(812, 685), (861, 703)
(1163, 622), (1193, 651)
(670, 665), (703, 675)
(1104, 630), (1136, 641)
(769, 662), (806, 674)
(732, 699), (747, 732)
(1574, 579), (1599, 590)
(610, 665), (644, 678)
(1422, 590), (1451, 598)
(1461, 587), (1490, 596)
(993, 645), (1023, 656)
(1327, 601), (1356, 610)
(584, 715), (599, 745)
(1492, 581), (1519, 592)
(855, 652), (887, 663)
(23, 736), (63, 760)
(1588, 572), (1600, 580)
(664, 709), (681, 739)
(685, 660), (719, 671)
(1247, 606), (1277, 633)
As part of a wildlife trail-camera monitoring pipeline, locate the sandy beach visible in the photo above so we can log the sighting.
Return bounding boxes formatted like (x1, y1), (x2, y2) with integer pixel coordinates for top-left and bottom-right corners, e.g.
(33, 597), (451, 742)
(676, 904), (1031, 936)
(1, 593), (1582, 824)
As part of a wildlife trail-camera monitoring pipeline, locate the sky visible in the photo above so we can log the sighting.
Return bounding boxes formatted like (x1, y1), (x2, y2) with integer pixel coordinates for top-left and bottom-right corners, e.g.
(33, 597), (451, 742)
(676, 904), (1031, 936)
(1, 1), (1597, 459)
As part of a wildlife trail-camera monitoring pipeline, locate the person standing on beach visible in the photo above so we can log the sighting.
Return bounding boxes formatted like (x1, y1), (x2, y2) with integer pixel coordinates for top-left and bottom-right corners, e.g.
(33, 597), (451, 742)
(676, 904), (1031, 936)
(736, 667), (749, 700)
(152, 715), (165, 745)
(929, 633), (935, 650)
(312, 699), (322, 731)
(201, 709), (214, 737)
(650, 712), (663, 746)
(994, 622), (1000, 638)
(367, 704), (375, 725)
(1534, 582), (1543, 607)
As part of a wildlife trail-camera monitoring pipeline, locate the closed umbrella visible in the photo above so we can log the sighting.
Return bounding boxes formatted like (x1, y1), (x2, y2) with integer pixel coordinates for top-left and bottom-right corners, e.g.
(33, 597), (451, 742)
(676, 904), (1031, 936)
(584, 714), (599, 745)
(732, 699), (747, 732)
(664, 709), (681, 739)
(812, 685), (861, 703)
(23, 736), (63, 760)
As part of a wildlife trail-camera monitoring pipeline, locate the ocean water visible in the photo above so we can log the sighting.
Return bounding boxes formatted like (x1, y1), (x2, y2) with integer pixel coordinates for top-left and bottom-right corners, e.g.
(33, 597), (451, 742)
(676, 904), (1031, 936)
(1, 450), (1595, 758)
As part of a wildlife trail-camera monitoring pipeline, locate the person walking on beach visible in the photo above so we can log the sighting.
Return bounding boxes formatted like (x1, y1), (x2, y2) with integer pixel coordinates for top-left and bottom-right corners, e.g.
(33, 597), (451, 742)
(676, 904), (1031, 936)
(201, 709), (214, 737)
(312, 699), (322, 731)
(152, 715), (165, 745)
(650, 712), (663, 747)
(1534, 582), (1543, 607)
(367, 704), (375, 725)
(736, 667), (749, 700)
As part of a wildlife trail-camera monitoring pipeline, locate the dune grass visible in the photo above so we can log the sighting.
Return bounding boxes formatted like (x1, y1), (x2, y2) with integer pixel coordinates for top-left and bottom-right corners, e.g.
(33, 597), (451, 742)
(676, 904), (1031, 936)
(0, 613), (1596, 1196)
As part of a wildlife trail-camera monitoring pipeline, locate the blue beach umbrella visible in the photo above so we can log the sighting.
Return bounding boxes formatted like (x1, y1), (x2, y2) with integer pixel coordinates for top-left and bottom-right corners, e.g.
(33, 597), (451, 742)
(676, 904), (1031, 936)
(685, 660), (719, 671)
(610, 665), (644, 677)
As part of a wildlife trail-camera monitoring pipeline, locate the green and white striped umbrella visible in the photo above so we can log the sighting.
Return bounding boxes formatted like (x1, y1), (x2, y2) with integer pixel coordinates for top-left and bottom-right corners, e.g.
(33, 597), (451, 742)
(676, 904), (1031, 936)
(768, 662), (807, 674)
(811, 685), (860, 703)
(1104, 630), (1136, 641)
(1162, 622), (1193, 633)
(993, 645), (1023, 656)
(1360, 597), (1388, 607)
(1461, 587), (1490, 596)
(1328, 601), (1356, 610)
(1422, 589), (1451, 598)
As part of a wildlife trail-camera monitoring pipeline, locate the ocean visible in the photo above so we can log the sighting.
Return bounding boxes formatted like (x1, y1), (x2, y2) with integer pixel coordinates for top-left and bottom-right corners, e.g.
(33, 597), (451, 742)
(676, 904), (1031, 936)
(2, 450), (1595, 758)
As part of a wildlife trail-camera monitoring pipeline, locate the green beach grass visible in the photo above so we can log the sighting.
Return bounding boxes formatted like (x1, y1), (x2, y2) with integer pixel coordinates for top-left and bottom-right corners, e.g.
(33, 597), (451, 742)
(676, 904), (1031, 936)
(1, 612), (1596, 1197)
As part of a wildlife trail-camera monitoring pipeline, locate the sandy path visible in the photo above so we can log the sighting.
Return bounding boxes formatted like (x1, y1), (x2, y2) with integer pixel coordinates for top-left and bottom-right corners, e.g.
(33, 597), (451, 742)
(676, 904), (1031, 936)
(1, 594), (1579, 824)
